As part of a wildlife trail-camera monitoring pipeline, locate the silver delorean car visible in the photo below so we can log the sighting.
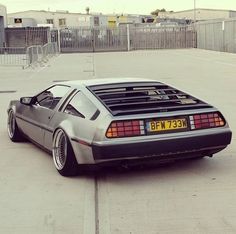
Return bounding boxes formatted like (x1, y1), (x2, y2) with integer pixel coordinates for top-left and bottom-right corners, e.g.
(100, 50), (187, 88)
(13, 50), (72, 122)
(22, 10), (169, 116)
(7, 78), (232, 176)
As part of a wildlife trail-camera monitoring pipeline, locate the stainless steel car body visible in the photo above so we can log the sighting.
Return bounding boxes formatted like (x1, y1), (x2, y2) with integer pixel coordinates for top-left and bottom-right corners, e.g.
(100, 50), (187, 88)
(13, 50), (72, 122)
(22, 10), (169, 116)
(8, 78), (232, 167)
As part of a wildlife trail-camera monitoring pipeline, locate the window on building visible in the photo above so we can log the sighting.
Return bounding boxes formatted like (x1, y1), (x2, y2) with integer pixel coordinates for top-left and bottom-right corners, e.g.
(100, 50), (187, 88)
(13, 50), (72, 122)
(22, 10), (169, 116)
(59, 18), (66, 27)
(46, 19), (54, 25)
(94, 16), (99, 26)
(14, 18), (22, 23)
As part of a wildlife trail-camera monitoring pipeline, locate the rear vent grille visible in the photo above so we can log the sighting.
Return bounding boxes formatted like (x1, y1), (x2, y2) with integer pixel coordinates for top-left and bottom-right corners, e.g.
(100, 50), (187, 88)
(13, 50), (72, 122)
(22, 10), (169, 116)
(88, 82), (212, 116)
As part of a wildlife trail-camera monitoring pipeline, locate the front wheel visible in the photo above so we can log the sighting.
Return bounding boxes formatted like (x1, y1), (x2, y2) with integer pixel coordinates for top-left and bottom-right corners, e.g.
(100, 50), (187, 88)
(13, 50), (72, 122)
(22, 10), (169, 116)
(52, 129), (78, 177)
(7, 109), (24, 142)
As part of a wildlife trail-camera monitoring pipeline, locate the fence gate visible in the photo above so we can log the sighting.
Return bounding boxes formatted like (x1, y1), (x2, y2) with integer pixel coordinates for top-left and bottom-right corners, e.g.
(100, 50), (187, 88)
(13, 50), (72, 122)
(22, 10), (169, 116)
(60, 26), (128, 53)
(59, 25), (196, 52)
(5, 27), (50, 47)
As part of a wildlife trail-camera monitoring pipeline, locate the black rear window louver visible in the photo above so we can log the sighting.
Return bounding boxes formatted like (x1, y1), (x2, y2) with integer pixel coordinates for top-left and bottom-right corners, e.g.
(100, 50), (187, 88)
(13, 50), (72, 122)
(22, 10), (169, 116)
(87, 82), (212, 116)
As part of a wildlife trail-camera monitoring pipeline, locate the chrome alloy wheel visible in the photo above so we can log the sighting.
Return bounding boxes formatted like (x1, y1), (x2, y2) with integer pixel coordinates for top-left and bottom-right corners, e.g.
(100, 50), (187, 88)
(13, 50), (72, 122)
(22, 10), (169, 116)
(7, 110), (16, 139)
(53, 129), (68, 170)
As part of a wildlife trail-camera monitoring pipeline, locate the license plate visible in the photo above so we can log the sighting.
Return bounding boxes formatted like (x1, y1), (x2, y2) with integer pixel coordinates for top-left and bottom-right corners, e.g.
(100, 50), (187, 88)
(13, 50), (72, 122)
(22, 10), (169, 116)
(146, 118), (187, 132)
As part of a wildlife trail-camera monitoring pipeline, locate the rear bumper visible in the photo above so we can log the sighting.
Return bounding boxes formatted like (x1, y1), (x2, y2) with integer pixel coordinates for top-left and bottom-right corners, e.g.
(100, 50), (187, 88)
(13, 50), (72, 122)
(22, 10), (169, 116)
(92, 129), (232, 162)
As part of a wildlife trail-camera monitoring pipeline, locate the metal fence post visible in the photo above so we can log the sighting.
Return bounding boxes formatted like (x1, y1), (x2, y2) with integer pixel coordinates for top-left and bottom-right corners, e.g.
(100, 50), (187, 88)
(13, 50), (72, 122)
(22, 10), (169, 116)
(222, 21), (225, 52)
(126, 24), (130, 51)
(58, 29), (61, 53)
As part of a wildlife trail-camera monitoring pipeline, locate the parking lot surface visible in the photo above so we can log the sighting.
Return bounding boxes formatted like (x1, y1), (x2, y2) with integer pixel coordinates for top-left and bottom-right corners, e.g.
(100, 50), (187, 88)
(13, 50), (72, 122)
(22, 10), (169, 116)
(0, 49), (236, 234)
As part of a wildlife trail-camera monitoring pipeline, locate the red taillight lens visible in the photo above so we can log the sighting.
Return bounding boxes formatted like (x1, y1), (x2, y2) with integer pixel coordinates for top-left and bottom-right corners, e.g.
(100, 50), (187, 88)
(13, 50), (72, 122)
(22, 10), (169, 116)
(189, 112), (225, 130)
(106, 120), (145, 138)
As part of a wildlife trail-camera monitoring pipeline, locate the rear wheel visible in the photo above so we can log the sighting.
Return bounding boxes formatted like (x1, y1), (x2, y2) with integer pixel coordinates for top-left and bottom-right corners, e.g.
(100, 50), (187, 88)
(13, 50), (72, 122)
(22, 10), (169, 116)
(7, 109), (24, 142)
(52, 129), (78, 177)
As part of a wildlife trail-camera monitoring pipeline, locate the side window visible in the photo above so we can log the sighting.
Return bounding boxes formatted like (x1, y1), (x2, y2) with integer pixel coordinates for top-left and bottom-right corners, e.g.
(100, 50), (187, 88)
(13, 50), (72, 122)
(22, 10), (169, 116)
(64, 91), (98, 119)
(36, 85), (70, 109)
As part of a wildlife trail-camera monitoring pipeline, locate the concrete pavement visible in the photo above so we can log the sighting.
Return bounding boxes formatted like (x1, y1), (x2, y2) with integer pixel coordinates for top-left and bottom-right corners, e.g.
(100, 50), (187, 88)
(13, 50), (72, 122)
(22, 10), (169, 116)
(0, 49), (235, 234)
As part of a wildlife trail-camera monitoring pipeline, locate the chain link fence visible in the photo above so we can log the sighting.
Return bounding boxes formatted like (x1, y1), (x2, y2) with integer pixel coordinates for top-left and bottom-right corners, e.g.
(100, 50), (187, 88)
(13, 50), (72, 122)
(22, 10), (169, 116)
(0, 42), (59, 68)
(195, 18), (236, 53)
(0, 47), (27, 67)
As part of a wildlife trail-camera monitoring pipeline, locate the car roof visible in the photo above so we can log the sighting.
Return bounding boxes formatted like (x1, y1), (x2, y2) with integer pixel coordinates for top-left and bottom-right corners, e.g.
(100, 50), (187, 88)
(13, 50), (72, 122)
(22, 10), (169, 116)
(58, 77), (158, 88)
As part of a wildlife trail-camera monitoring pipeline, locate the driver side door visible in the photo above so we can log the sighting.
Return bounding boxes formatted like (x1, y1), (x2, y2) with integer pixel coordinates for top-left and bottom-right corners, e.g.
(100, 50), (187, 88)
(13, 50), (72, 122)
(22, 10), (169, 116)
(19, 85), (71, 146)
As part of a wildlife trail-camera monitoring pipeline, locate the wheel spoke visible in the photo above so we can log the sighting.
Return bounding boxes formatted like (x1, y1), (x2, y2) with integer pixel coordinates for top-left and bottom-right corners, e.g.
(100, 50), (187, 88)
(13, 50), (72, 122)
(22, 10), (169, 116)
(7, 110), (15, 138)
(53, 130), (68, 170)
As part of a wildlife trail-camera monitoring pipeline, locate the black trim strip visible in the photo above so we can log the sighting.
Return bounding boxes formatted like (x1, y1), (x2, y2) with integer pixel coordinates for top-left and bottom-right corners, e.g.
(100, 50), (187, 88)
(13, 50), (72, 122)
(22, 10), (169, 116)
(107, 99), (199, 108)
(53, 80), (69, 82)
(112, 104), (212, 116)
(0, 90), (17, 93)
(101, 93), (191, 101)
(71, 137), (91, 146)
(58, 89), (78, 112)
(92, 131), (232, 160)
(88, 82), (167, 91)
(90, 109), (100, 121)
(96, 88), (173, 96)
(16, 115), (54, 133)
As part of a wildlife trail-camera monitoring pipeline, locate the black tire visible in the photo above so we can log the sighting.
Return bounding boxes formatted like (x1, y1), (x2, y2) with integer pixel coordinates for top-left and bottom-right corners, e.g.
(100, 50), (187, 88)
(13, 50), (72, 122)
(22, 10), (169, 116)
(7, 109), (24, 142)
(52, 128), (78, 177)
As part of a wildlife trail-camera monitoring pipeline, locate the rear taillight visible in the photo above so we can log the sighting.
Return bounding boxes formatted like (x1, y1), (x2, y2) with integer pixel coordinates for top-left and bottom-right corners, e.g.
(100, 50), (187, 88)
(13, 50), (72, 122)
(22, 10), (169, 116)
(106, 120), (145, 138)
(189, 112), (225, 130)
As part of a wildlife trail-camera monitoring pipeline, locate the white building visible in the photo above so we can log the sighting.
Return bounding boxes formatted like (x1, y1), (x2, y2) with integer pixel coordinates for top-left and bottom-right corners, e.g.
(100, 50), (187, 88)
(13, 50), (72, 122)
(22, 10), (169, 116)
(0, 4), (7, 46)
(158, 8), (236, 21)
(7, 10), (108, 28)
(7, 10), (144, 29)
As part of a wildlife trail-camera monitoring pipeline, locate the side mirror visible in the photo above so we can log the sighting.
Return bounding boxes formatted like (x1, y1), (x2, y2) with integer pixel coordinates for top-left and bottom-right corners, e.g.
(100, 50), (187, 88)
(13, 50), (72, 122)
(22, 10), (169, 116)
(20, 97), (35, 106)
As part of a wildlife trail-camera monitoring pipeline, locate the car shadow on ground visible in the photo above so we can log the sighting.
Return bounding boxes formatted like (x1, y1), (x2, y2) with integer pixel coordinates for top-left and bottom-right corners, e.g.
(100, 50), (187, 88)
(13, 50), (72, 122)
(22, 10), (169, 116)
(78, 155), (225, 180)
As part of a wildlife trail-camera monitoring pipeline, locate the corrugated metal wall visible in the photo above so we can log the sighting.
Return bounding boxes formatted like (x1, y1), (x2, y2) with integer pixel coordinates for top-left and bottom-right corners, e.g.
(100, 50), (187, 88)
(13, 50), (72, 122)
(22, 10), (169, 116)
(0, 16), (4, 46)
(196, 19), (236, 53)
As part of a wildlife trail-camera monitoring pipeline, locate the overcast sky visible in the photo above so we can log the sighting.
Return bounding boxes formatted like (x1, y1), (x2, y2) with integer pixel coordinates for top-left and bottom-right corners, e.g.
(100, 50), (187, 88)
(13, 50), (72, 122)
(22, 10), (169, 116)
(1, 0), (236, 14)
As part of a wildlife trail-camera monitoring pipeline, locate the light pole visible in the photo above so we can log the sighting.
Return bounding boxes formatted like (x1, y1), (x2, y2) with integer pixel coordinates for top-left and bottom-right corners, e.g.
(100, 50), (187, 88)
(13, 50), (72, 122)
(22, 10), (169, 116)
(194, 0), (196, 22)
(193, 0), (197, 47)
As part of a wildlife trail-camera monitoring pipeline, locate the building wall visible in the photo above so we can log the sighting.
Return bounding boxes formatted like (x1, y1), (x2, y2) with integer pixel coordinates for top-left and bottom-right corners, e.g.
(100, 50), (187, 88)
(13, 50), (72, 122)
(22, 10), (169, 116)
(77, 15), (92, 27)
(0, 4), (7, 26)
(127, 15), (142, 24)
(97, 15), (108, 27)
(107, 16), (117, 28)
(0, 4), (7, 46)
(159, 9), (234, 21)
(107, 15), (142, 27)
(8, 11), (88, 28)
(8, 10), (144, 29)
(8, 17), (37, 27)
(229, 11), (236, 18)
